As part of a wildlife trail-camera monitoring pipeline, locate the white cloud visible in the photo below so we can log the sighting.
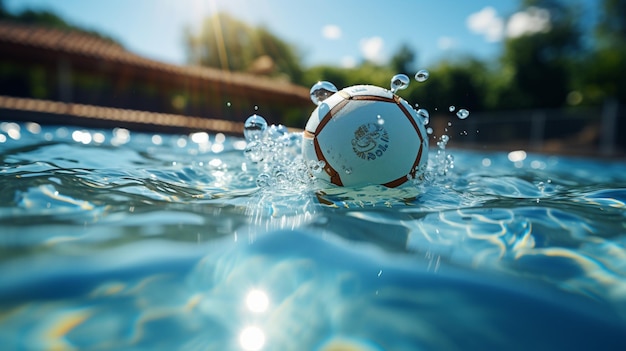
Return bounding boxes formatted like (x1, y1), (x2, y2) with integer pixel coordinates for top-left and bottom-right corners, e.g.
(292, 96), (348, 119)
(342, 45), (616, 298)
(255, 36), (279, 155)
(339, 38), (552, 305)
(359, 36), (385, 64)
(322, 24), (342, 40)
(467, 6), (552, 43)
(437, 36), (456, 50)
(467, 6), (504, 42)
(506, 7), (551, 38)
(341, 56), (356, 68)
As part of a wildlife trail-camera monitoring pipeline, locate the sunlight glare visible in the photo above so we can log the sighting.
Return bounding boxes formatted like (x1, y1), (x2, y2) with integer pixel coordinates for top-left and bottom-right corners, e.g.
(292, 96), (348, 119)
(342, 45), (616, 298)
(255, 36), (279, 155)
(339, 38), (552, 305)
(239, 326), (265, 351)
(245, 289), (269, 313)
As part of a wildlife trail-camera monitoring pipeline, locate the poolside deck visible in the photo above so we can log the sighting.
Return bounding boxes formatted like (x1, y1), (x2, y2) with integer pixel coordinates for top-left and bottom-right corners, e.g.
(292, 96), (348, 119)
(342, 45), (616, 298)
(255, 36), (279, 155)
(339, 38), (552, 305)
(0, 95), (245, 135)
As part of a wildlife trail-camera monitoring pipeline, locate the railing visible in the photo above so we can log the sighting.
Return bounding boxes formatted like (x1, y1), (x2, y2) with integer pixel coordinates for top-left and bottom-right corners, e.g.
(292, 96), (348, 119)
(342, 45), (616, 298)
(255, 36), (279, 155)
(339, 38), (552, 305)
(432, 100), (623, 158)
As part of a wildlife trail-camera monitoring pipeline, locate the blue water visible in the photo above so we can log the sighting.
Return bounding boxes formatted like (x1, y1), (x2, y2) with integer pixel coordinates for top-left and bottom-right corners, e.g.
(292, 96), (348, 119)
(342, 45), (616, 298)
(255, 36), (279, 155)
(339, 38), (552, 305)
(1, 122), (626, 350)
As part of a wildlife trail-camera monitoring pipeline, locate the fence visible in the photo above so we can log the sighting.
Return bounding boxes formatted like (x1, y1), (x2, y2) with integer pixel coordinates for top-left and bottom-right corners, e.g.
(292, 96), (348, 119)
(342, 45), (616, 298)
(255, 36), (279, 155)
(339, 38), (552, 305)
(432, 100), (623, 158)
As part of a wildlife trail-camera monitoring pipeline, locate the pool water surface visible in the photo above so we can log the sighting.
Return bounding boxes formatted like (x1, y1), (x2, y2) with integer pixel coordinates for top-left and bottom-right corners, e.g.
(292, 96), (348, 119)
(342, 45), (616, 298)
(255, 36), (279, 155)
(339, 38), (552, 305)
(1, 122), (625, 350)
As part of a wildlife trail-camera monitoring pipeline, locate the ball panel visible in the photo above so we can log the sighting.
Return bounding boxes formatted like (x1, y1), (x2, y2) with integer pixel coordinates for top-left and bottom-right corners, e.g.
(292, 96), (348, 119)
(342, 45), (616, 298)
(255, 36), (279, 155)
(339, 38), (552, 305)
(316, 99), (422, 186)
(343, 85), (394, 99)
(304, 92), (347, 134)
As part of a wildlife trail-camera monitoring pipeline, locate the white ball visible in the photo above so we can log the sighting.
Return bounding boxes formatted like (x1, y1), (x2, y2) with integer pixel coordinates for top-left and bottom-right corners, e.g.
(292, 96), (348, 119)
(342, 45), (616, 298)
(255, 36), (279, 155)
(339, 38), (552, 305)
(303, 84), (428, 187)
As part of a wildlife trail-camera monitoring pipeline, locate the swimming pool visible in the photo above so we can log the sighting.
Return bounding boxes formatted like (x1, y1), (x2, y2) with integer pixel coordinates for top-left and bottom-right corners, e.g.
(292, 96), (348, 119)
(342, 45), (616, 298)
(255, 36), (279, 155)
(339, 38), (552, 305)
(1, 121), (625, 350)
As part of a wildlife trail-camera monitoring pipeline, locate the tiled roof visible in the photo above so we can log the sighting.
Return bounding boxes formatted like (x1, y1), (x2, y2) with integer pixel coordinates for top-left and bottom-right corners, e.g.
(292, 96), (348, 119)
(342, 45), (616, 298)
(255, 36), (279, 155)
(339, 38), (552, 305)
(0, 21), (310, 100)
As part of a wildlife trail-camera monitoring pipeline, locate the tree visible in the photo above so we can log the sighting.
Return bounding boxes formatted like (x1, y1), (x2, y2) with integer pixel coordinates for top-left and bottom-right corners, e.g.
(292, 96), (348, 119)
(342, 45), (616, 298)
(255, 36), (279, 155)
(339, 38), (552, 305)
(184, 13), (303, 82)
(389, 43), (416, 75)
(496, 0), (582, 109)
(577, 0), (626, 104)
(406, 58), (488, 113)
(595, 0), (626, 47)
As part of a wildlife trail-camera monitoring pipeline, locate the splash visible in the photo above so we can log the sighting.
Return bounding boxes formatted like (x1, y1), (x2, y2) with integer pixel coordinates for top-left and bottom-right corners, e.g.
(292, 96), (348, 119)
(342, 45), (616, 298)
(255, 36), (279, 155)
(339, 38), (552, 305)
(243, 114), (322, 191)
(242, 70), (469, 203)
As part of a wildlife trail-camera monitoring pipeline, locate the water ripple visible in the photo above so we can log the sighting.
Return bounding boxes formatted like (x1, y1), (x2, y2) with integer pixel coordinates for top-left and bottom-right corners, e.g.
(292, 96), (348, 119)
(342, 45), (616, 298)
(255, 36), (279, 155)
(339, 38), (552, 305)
(1, 125), (626, 348)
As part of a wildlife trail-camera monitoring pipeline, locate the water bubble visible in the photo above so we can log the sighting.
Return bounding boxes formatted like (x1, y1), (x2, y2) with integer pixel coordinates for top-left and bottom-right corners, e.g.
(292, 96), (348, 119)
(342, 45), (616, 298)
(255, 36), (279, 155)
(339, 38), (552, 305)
(417, 109), (430, 125)
(256, 173), (273, 188)
(456, 108), (470, 119)
(376, 115), (385, 125)
(448, 105), (455, 112)
(426, 127), (433, 135)
(244, 140), (264, 163)
(390, 74), (410, 93)
(415, 69), (429, 82)
(344, 167), (352, 175)
(274, 171), (287, 184)
(309, 160), (325, 174)
(244, 114), (268, 142)
(310, 81), (338, 105)
(227, 102), (232, 107)
(266, 123), (288, 140)
(441, 135), (450, 143)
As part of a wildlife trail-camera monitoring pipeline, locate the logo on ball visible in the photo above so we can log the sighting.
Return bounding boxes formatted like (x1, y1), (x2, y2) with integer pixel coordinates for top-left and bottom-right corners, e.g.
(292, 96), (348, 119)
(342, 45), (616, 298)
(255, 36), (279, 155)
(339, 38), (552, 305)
(351, 123), (389, 160)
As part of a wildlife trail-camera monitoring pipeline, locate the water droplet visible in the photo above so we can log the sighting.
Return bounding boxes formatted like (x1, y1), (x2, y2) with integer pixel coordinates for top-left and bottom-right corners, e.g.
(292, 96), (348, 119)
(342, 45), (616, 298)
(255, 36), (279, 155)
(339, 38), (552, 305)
(417, 109), (429, 125)
(254, 105), (259, 111)
(274, 171), (287, 184)
(390, 74), (410, 93)
(310, 81), (338, 105)
(448, 105), (455, 112)
(266, 123), (288, 140)
(415, 69), (429, 82)
(376, 115), (385, 125)
(227, 102), (232, 107)
(243, 140), (264, 162)
(244, 114), (268, 142)
(426, 127), (433, 135)
(308, 160), (326, 174)
(344, 167), (352, 175)
(537, 181), (545, 192)
(456, 108), (470, 119)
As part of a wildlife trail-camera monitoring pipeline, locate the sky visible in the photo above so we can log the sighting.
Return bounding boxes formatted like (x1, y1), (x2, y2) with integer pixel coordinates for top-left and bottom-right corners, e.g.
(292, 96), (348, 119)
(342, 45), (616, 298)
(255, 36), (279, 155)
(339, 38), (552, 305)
(4, 0), (598, 69)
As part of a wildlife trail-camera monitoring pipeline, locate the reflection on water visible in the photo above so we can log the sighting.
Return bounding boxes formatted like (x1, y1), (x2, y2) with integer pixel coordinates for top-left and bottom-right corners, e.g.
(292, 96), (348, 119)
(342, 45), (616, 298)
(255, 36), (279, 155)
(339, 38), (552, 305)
(1, 123), (626, 350)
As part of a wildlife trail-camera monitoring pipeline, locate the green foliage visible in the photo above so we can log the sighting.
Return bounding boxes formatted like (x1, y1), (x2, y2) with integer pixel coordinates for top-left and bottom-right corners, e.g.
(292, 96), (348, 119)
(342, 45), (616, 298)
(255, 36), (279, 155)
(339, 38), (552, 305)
(407, 58), (489, 112)
(574, 0), (626, 104)
(595, 0), (626, 46)
(184, 13), (303, 82)
(389, 43), (416, 75)
(302, 62), (394, 91)
(497, 0), (582, 109)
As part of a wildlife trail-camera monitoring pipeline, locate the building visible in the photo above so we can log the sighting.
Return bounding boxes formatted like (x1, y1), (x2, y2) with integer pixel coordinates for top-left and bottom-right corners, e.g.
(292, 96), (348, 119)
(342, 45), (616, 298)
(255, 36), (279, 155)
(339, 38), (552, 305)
(0, 21), (311, 134)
